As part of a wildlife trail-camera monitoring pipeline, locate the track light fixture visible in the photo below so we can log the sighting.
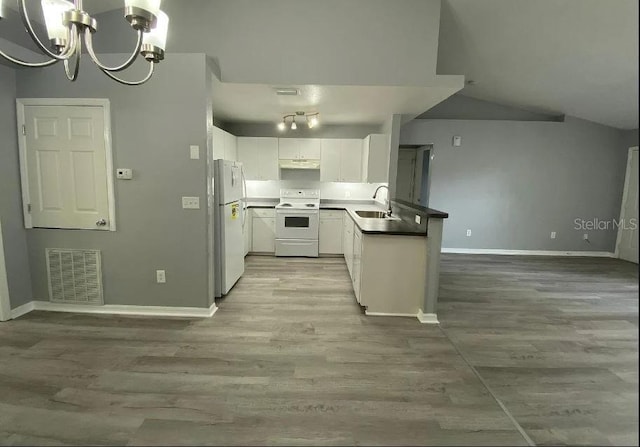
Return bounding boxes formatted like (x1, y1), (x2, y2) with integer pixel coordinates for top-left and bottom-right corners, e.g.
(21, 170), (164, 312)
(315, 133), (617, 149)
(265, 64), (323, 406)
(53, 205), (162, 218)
(0, 0), (169, 85)
(277, 111), (320, 132)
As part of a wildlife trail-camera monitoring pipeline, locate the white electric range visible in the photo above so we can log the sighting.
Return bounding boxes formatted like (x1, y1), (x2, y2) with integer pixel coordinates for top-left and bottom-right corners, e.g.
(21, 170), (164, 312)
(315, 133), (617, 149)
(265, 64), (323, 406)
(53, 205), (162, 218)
(275, 189), (320, 257)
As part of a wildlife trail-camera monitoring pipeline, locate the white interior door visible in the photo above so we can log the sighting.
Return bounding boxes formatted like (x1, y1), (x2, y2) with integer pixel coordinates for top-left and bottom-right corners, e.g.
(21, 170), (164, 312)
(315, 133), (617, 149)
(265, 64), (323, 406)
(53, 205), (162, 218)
(21, 103), (112, 230)
(617, 147), (639, 263)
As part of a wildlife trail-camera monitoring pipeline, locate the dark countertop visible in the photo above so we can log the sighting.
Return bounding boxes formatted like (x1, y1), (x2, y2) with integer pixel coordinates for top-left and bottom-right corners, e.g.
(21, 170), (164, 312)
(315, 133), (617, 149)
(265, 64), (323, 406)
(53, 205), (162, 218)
(245, 198), (446, 236)
(392, 198), (449, 219)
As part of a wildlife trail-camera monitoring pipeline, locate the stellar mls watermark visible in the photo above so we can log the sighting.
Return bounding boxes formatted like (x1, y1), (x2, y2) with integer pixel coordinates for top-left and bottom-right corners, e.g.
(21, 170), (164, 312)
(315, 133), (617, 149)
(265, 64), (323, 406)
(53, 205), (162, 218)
(574, 218), (638, 231)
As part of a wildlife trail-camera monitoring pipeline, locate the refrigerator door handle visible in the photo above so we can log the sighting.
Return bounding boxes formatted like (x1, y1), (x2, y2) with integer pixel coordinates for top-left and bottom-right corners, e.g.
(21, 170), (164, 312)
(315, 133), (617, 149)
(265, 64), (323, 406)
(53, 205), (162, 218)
(241, 168), (248, 229)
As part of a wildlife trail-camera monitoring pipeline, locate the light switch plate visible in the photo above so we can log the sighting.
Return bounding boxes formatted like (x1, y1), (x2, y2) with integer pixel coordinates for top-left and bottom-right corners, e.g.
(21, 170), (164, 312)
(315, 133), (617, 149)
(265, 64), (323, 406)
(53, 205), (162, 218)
(182, 196), (200, 209)
(156, 270), (166, 283)
(551, 231), (556, 239)
(190, 145), (200, 160)
(453, 136), (462, 147)
(466, 229), (472, 237)
(415, 215), (421, 224)
(116, 168), (133, 180)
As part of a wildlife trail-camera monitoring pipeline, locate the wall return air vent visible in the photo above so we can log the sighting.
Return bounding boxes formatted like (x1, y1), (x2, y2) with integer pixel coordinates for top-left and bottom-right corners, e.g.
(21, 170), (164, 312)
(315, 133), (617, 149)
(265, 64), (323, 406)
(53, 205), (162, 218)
(46, 248), (104, 305)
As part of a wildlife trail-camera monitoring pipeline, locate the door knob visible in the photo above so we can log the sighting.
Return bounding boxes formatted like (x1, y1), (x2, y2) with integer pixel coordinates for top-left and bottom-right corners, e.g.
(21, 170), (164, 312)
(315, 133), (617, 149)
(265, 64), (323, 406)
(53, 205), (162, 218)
(96, 219), (107, 227)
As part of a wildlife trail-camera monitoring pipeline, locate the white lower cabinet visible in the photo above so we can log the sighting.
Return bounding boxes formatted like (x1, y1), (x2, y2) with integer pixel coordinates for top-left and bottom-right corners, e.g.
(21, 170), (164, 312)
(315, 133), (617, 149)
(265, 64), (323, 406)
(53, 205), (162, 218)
(343, 213), (354, 275)
(243, 209), (252, 256)
(319, 210), (343, 254)
(352, 227), (362, 303)
(343, 211), (427, 314)
(251, 208), (276, 253)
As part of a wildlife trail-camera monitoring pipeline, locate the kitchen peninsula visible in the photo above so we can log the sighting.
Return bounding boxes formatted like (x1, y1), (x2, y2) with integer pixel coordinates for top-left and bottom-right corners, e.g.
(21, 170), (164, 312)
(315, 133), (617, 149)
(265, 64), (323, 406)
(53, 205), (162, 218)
(245, 197), (448, 323)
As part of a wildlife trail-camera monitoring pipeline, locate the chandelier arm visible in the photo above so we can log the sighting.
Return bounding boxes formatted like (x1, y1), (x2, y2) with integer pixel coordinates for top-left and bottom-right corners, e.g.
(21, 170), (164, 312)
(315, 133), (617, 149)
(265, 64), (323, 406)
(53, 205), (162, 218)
(0, 48), (59, 67)
(63, 31), (81, 81)
(19, 0), (73, 60)
(1, 21), (78, 68)
(99, 60), (155, 86)
(84, 28), (144, 72)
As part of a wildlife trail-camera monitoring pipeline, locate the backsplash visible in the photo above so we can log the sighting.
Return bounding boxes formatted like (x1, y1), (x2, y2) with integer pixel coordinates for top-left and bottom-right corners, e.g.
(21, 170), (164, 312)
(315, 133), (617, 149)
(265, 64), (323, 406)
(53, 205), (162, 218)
(246, 180), (389, 202)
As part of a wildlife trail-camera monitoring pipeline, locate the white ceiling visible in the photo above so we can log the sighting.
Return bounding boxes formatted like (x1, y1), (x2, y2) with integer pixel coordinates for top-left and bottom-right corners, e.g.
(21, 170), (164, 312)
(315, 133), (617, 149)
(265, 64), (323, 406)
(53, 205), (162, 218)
(437, 0), (639, 129)
(211, 75), (464, 126)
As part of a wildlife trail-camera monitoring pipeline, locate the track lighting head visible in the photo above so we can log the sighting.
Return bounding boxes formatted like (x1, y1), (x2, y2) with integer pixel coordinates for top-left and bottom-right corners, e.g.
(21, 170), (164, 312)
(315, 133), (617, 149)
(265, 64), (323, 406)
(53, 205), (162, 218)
(278, 111), (319, 132)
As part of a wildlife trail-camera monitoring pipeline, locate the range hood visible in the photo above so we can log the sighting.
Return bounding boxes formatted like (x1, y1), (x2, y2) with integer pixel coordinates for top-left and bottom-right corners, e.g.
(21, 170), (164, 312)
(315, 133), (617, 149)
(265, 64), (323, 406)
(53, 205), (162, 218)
(279, 159), (321, 170)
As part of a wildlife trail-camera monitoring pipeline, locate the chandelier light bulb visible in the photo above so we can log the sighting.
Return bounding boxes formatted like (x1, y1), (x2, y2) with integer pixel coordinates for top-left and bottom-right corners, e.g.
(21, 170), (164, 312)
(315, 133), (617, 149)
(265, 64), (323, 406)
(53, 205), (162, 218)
(277, 121), (286, 131)
(291, 120), (297, 130)
(41, 0), (74, 41)
(142, 10), (169, 51)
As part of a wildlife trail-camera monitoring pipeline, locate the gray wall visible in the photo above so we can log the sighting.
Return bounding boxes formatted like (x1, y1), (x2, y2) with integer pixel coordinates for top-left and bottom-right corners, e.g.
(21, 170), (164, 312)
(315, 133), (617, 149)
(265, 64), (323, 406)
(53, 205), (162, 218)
(16, 54), (211, 308)
(400, 116), (628, 252)
(223, 122), (380, 139)
(621, 128), (639, 149)
(417, 93), (564, 121)
(90, 0), (442, 85)
(0, 64), (33, 309)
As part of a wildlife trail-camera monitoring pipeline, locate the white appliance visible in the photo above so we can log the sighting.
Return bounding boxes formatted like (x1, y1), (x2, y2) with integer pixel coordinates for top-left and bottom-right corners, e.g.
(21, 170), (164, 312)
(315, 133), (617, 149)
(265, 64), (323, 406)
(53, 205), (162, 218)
(275, 189), (320, 257)
(213, 159), (246, 297)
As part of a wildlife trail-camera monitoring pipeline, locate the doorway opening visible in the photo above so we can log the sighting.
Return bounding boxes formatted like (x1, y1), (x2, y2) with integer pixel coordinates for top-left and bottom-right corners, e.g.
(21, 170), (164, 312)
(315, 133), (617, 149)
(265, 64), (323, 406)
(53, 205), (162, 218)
(396, 144), (433, 207)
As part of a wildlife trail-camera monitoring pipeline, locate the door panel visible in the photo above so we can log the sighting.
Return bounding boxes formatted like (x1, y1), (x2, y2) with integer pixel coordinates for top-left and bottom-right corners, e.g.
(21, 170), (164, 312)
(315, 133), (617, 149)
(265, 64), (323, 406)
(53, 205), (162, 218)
(24, 105), (110, 230)
(237, 138), (260, 180)
(320, 139), (341, 182)
(36, 150), (64, 210)
(618, 148), (639, 263)
(340, 139), (363, 182)
(396, 149), (416, 203)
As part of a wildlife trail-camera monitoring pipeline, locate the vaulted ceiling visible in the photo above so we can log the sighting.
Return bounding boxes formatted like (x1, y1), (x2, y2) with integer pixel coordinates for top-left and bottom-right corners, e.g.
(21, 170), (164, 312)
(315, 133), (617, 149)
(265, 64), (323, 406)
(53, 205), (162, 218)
(436, 0), (638, 129)
(2, 0), (638, 129)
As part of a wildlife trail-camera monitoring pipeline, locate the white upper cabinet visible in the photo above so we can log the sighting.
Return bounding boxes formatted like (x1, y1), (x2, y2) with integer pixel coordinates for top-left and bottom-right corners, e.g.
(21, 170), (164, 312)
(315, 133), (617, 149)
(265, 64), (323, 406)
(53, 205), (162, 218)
(320, 139), (362, 182)
(341, 139), (363, 182)
(224, 131), (237, 162)
(362, 134), (390, 183)
(212, 126), (237, 161)
(320, 139), (341, 182)
(279, 138), (321, 160)
(212, 126), (225, 160)
(237, 137), (279, 181)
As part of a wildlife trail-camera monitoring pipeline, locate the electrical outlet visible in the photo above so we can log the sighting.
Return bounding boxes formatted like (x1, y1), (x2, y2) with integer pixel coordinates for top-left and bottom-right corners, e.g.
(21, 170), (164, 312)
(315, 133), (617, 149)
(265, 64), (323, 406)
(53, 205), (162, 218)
(466, 229), (472, 237)
(156, 270), (166, 283)
(116, 168), (133, 180)
(551, 231), (557, 239)
(415, 215), (421, 224)
(182, 196), (200, 209)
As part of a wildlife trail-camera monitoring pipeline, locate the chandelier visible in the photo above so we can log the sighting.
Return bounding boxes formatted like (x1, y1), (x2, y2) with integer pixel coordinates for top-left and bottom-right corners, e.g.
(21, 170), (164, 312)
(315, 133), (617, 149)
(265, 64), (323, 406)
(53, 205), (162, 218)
(0, 0), (169, 85)
(278, 111), (320, 131)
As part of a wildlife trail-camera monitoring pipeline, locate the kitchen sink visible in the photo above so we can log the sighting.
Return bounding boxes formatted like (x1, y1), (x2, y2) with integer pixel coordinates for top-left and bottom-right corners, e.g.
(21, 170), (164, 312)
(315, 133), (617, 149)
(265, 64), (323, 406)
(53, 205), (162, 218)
(355, 210), (393, 219)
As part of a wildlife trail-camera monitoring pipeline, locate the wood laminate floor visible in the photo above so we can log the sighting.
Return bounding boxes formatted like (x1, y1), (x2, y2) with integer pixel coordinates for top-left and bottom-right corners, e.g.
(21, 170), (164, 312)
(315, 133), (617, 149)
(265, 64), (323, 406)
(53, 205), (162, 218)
(438, 254), (639, 446)
(0, 254), (637, 446)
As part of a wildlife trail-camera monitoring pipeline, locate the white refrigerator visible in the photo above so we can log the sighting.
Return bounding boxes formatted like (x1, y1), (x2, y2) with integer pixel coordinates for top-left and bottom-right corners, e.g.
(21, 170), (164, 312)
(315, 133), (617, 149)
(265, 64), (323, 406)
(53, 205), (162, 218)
(213, 160), (245, 297)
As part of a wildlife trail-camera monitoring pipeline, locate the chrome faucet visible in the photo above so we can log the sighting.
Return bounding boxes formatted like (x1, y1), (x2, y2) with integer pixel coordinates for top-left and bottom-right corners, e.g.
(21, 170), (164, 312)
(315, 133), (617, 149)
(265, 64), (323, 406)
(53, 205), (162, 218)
(372, 185), (392, 216)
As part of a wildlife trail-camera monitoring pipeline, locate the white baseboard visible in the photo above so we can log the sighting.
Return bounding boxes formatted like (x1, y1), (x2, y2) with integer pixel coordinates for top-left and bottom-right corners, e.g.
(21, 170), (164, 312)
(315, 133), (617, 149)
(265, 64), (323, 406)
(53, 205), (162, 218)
(442, 248), (616, 258)
(417, 310), (439, 324)
(10, 300), (218, 320)
(365, 311), (419, 318)
(10, 301), (35, 319)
